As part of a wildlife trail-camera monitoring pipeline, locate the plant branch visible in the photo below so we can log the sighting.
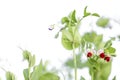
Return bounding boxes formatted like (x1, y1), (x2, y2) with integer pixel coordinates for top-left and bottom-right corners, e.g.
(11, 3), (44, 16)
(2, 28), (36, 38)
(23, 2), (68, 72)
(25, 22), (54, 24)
(73, 43), (77, 80)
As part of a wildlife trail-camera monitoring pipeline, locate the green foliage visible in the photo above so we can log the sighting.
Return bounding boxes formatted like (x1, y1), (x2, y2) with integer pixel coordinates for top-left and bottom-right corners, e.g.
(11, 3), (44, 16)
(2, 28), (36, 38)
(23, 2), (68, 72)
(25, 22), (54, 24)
(54, 32), (59, 38)
(117, 35), (120, 41)
(39, 73), (60, 80)
(61, 27), (81, 50)
(30, 61), (44, 80)
(65, 53), (89, 69)
(61, 30), (73, 50)
(61, 10), (78, 27)
(22, 50), (60, 80)
(64, 30), (116, 80)
(112, 76), (116, 80)
(60, 10), (81, 50)
(30, 60), (59, 80)
(6, 71), (15, 80)
(104, 40), (116, 56)
(104, 47), (116, 56)
(0, 5), (118, 80)
(82, 31), (104, 50)
(91, 13), (100, 17)
(61, 17), (69, 24)
(58, 6), (100, 50)
(96, 17), (109, 28)
(23, 50), (35, 67)
(80, 76), (85, 80)
(56, 7), (117, 80)
(70, 10), (77, 23)
(23, 69), (29, 80)
(83, 6), (100, 18)
(89, 62), (112, 80)
(83, 6), (91, 18)
(104, 40), (112, 49)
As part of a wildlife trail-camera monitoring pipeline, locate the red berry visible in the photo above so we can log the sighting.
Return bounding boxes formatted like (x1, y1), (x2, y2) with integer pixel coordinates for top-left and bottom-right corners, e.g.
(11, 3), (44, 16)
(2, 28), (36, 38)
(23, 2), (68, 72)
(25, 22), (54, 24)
(87, 52), (92, 57)
(104, 56), (110, 62)
(99, 53), (105, 58)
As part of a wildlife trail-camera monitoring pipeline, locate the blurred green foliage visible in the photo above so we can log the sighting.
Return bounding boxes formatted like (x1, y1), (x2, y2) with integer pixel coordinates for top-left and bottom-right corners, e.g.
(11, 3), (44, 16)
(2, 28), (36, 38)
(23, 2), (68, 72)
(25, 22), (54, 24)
(6, 71), (15, 80)
(96, 17), (109, 28)
(22, 50), (60, 80)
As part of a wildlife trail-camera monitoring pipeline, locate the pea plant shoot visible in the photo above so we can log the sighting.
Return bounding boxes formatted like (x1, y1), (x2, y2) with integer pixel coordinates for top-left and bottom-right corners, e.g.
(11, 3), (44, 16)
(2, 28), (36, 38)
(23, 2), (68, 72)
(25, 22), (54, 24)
(49, 6), (116, 80)
(0, 6), (118, 80)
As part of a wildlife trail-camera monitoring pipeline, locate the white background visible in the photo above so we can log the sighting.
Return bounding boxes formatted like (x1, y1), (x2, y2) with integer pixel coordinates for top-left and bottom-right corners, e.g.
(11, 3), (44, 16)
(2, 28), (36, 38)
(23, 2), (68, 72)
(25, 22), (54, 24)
(0, 0), (120, 80)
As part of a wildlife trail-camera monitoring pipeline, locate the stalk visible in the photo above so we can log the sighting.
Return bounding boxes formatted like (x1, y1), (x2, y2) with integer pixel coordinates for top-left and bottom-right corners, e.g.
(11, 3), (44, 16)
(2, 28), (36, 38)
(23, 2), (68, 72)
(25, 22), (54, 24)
(91, 71), (94, 80)
(73, 43), (77, 80)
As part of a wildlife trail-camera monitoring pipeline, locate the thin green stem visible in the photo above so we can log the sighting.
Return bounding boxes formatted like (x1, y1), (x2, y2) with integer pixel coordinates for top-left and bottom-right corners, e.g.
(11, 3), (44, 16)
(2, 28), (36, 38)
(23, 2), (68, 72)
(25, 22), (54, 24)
(73, 43), (77, 80)
(91, 71), (94, 80)
(28, 66), (31, 80)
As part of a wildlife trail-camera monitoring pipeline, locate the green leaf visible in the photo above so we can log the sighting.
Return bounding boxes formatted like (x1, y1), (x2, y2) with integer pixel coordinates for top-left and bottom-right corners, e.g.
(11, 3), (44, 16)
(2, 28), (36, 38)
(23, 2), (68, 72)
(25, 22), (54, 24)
(80, 76), (85, 80)
(29, 54), (36, 67)
(23, 69), (29, 80)
(61, 27), (81, 50)
(92, 13), (100, 17)
(6, 71), (15, 80)
(61, 35), (73, 50)
(39, 72), (60, 80)
(82, 31), (104, 49)
(23, 50), (31, 61)
(62, 30), (73, 41)
(61, 30), (73, 50)
(112, 76), (116, 80)
(54, 32), (59, 39)
(96, 17), (109, 27)
(31, 60), (43, 80)
(61, 17), (69, 24)
(83, 6), (91, 17)
(69, 27), (81, 44)
(70, 10), (77, 23)
(104, 40), (112, 49)
(104, 47), (116, 56)
(84, 13), (91, 18)
(82, 31), (97, 43)
(108, 47), (116, 53)
(22, 50), (35, 67)
(104, 40), (116, 56)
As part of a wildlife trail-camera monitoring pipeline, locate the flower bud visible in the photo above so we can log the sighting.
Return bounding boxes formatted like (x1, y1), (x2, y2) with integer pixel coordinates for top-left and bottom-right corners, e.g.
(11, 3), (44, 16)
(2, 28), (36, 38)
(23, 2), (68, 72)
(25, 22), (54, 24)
(97, 49), (105, 58)
(104, 56), (111, 62)
(87, 52), (93, 57)
(99, 52), (105, 58)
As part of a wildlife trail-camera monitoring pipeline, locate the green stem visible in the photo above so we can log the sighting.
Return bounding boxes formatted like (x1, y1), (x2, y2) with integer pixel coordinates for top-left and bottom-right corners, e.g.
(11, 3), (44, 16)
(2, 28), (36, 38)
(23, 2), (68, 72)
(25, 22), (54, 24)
(91, 71), (94, 80)
(28, 67), (31, 80)
(73, 43), (77, 80)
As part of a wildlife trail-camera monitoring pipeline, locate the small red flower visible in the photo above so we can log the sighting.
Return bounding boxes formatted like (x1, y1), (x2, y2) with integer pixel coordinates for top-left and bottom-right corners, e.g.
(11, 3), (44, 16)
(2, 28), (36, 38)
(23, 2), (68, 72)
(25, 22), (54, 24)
(99, 52), (105, 58)
(104, 56), (111, 62)
(87, 52), (92, 57)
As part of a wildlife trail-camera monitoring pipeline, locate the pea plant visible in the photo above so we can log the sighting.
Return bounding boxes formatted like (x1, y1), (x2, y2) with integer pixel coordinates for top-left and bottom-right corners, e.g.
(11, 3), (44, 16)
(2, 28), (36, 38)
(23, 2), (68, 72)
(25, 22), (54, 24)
(49, 6), (117, 80)
(0, 6), (119, 80)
